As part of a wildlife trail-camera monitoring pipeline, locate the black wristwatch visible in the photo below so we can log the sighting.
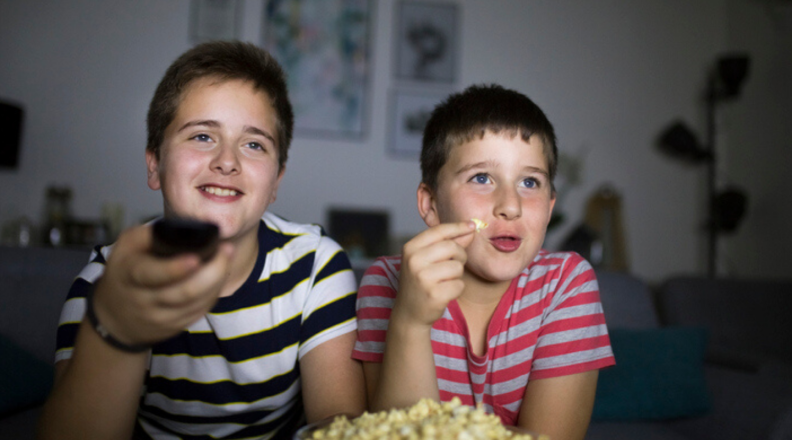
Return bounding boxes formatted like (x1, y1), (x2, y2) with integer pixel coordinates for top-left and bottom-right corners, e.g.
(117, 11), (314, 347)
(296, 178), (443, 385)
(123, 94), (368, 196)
(84, 290), (151, 353)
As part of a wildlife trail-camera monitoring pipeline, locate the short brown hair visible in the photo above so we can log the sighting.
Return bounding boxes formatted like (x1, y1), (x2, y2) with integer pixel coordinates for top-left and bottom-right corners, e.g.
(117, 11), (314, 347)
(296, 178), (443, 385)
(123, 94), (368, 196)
(146, 41), (294, 171)
(421, 84), (558, 193)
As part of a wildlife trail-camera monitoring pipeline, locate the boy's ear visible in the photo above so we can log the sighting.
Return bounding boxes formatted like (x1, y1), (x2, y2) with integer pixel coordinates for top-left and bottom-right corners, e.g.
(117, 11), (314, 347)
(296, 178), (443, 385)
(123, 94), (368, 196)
(546, 191), (557, 224)
(269, 166), (286, 204)
(145, 150), (161, 191)
(417, 183), (441, 227)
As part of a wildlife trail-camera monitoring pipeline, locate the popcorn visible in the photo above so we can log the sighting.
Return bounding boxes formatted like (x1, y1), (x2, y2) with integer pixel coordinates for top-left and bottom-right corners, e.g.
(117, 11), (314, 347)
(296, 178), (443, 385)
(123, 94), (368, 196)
(301, 398), (546, 440)
(471, 218), (488, 232)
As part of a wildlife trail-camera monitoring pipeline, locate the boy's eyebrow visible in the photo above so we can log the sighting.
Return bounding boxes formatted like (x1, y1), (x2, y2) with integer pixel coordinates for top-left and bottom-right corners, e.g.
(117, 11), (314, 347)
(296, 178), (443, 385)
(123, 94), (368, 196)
(454, 161), (495, 176)
(177, 119), (220, 132)
(454, 161), (550, 178)
(177, 120), (276, 144)
(522, 166), (550, 178)
(244, 125), (277, 144)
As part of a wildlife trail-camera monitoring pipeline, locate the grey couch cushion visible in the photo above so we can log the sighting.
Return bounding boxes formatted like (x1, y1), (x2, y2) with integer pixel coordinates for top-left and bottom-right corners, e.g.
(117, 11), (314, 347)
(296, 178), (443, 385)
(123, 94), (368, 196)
(595, 270), (660, 329)
(0, 246), (91, 362)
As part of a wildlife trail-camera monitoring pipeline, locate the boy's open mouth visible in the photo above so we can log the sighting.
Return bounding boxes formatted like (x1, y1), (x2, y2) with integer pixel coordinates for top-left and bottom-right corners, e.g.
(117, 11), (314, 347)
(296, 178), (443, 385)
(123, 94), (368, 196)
(490, 236), (521, 252)
(200, 185), (242, 197)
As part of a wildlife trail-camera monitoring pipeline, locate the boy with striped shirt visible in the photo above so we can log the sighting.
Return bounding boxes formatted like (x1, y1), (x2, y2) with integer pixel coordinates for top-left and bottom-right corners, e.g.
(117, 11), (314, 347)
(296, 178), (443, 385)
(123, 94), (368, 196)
(352, 84), (615, 440)
(39, 41), (365, 440)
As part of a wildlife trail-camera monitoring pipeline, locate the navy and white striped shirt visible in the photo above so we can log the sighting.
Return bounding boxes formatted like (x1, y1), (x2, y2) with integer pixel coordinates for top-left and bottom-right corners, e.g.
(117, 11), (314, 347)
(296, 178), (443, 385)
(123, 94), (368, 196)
(56, 212), (358, 440)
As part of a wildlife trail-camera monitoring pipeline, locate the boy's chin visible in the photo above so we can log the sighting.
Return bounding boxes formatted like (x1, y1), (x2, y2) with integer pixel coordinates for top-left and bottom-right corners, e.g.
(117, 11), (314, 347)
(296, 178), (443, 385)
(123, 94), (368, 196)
(216, 222), (257, 242)
(465, 263), (526, 285)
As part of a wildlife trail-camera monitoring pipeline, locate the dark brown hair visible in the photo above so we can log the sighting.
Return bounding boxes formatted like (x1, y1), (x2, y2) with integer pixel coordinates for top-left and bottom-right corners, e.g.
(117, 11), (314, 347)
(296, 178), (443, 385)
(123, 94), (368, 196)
(146, 41), (294, 170)
(421, 84), (558, 193)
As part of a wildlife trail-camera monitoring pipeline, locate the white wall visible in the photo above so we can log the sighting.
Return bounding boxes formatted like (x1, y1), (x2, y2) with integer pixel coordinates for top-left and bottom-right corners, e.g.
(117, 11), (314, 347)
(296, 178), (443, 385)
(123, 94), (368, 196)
(718, 0), (792, 279)
(1, 0), (789, 283)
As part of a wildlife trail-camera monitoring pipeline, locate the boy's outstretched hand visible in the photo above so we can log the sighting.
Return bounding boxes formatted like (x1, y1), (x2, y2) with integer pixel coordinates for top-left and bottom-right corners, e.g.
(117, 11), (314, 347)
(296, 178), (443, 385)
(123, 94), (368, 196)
(90, 224), (233, 348)
(393, 221), (476, 328)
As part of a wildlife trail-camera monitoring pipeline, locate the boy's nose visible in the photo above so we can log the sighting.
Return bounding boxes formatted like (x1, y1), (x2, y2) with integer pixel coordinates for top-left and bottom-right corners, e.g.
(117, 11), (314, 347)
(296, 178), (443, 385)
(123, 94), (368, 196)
(494, 186), (522, 220)
(209, 143), (241, 175)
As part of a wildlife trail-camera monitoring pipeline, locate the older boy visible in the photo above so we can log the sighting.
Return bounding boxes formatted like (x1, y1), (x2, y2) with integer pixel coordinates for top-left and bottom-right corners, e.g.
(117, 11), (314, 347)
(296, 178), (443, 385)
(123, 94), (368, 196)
(353, 84), (615, 440)
(38, 41), (365, 440)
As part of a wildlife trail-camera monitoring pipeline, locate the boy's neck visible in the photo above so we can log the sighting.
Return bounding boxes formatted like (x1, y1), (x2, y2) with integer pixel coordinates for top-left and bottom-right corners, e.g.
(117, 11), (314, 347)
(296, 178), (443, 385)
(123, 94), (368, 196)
(456, 271), (512, 357)
(218, 228), (260, 298)
(458, 271), (512, 307)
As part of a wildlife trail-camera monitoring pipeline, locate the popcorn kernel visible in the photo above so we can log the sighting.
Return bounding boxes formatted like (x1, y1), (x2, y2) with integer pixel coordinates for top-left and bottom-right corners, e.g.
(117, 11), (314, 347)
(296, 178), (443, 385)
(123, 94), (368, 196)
(300, 398), (537, 440)
(471, 218), (488, 232)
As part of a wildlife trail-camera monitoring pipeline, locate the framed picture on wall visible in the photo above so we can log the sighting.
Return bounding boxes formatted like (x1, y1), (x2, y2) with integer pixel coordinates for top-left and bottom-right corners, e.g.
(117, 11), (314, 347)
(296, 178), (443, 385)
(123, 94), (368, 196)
(189, 0), (241, 43)
(262, 0), (371, 138)
(388, 89), (449, 158)
(395, 1), (459, 83)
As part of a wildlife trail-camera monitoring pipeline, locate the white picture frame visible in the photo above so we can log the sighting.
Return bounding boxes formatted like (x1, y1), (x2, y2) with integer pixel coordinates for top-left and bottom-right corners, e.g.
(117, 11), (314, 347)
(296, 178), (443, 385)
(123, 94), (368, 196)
(388, 89), (449, 158)
(395, 1), (459, 83)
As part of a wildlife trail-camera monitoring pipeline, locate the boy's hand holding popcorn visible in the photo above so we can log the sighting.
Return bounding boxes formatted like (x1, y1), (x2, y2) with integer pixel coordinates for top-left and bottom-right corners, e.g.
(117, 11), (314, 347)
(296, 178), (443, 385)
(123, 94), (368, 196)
(392, 221), (476, 328)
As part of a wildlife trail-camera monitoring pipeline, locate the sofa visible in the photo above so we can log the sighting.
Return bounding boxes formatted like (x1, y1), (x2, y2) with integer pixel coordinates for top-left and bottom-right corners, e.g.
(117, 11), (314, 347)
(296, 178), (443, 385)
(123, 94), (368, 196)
(2, 245), (791, 440)
(586, 271), (792, 440)
(0, 245), (91, 440)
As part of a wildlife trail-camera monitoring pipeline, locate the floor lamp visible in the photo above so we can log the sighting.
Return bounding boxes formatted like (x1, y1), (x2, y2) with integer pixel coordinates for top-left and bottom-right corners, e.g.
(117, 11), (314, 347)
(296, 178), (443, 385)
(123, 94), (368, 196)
(658, 55), (750, 278)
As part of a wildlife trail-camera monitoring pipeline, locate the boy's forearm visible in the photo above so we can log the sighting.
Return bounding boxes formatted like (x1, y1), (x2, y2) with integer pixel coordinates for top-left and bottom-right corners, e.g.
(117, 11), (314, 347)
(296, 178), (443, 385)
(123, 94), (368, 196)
(517, 371), (599, 440)
(38, 319), (148, 440)
(299, 331), (366, 423)
(373, 319), (439, 411)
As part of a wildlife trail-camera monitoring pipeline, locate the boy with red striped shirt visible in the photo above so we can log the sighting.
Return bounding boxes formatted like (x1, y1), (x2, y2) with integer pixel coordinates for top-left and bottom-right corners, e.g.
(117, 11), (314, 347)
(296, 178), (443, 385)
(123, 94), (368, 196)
(352, 84), (615, 440)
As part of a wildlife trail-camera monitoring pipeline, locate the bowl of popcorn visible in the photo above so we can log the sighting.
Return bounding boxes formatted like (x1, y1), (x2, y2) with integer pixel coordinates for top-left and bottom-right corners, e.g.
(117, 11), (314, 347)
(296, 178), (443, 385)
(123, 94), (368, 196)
(295, 397), (547, 440)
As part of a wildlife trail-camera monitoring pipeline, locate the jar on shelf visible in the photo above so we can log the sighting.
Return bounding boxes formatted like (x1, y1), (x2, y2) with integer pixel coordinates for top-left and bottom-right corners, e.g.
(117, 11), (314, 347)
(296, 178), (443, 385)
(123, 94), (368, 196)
(43, 186), (72, 247)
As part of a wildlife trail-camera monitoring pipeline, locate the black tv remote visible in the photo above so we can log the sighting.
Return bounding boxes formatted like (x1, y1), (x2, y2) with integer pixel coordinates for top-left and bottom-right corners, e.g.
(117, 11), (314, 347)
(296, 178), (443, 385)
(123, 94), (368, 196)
(151, 218), (219, 262)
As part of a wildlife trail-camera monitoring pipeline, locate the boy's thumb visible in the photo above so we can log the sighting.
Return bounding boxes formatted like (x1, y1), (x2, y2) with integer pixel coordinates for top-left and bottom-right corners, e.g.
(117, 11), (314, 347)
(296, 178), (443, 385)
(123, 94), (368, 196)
(454, 229), (477, 248)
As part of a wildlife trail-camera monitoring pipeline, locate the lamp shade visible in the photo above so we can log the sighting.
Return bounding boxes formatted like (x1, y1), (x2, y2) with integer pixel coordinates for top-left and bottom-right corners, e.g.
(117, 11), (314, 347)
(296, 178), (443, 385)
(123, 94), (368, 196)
(714, 187), (748, 233)
(658, 122), (709, 163)
(717, 55), (750, 99)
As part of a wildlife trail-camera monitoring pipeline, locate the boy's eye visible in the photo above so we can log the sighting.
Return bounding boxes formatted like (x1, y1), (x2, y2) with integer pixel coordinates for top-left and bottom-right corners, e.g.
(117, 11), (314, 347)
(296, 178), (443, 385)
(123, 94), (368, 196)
(471, 173), (491, 184)
(522, 178), (539, 189)
(192, 134), (212, 142)
(245, 141), (264, 151)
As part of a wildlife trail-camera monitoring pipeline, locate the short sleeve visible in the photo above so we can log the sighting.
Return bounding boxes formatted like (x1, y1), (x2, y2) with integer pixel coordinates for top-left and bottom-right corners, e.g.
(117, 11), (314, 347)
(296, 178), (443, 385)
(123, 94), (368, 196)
(529, 254), (616, 379)
(54, 246), (108, 363)
(298, 235), (358, 358)
(352, 257), (400, 362)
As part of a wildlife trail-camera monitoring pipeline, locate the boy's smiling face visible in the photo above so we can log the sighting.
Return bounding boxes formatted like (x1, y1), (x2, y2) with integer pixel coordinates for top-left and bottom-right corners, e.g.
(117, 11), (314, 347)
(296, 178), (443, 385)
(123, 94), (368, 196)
(146, 77), (283, 242)
(419, 132), (556, 285)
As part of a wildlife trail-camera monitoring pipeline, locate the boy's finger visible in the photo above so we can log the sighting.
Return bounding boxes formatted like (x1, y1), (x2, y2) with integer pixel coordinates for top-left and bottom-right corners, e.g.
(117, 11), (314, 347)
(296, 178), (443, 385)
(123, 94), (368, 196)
(411, 238), (468, 268)
(408, 221), (475, 250)
(452, 228), (477, 249)
(153, 244), (233, 307)
(417, 259), (465, 285)
(111, 224), (154, 256)
(128, 227), (232, 288)
(432, 279), (466, 303)
(109, 224), (198, 287)
(128, 253), (202, 288)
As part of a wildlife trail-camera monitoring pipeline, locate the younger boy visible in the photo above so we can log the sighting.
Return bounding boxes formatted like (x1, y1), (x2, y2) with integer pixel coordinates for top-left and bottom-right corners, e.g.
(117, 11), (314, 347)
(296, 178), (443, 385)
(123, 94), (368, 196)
(353, 85), (615, 440)
(38, 41), (365, 440)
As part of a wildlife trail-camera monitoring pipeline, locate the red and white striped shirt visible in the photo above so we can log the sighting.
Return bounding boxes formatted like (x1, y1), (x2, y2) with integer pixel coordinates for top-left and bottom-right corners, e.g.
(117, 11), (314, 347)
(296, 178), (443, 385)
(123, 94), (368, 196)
(352, 250), (615, 425)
